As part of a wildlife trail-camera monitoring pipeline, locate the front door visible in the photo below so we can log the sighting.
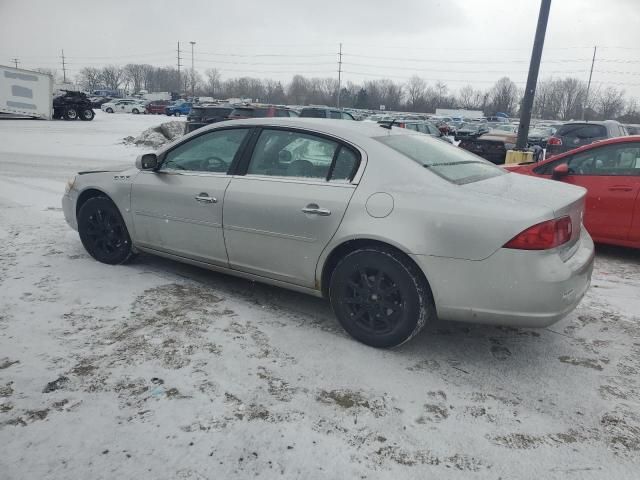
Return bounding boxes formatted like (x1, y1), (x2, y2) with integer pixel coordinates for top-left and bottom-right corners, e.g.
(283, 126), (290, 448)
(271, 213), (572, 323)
(130, 127), (251, 266)
(223, 128), (361, 287)
(560, 142), (640, 240)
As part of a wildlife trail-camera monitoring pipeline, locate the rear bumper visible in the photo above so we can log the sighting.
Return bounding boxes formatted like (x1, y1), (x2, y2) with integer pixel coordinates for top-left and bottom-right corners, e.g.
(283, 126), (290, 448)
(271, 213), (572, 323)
(410, 227), (594, 327)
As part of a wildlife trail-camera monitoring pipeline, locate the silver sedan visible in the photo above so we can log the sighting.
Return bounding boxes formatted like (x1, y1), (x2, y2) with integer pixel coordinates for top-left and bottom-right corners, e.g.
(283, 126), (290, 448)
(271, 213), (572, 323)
(62, 118), (594, 347)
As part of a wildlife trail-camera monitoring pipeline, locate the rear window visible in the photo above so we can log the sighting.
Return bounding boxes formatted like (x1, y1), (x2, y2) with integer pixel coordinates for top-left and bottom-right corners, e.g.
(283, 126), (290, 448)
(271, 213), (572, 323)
(300, 109), (327, 118)
(556, 123), (607, 140)
(230, 108), (254, 118)
(375, 134), (505, 185)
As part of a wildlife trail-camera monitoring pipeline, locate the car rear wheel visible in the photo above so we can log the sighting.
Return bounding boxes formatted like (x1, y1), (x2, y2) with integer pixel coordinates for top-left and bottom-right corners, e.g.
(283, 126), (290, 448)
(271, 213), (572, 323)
(63, 108), (78, 120)
(105, 107), (114, 113)
(79, 108), (95, 121)
(329, 247), (434, 348)
(132, 108), (139, 114)
(78, 197), (135, 265)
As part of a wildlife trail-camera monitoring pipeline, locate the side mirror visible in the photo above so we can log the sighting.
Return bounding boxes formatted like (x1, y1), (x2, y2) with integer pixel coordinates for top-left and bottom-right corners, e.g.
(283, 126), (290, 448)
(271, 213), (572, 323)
(136, 153), (158, 170)
(552, 163), (569, 179)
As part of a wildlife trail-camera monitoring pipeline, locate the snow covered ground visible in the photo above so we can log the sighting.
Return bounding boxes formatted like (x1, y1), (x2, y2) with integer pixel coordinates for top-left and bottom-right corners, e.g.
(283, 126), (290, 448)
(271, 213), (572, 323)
(0, 112), (639, 479)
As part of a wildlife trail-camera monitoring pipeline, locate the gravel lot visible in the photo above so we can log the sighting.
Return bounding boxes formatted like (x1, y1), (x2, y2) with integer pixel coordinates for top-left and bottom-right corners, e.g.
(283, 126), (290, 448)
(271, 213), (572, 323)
(0, 113), (639, 479)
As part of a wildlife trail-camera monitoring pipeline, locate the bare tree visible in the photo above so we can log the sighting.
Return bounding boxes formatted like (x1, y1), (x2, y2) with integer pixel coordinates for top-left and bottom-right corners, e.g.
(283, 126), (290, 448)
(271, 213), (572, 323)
(124, 64), (147, 93)
(597, 86), (626, 119)
(77, 67), (103, 91)
(405, 76), (426, 110)
(204, 68), (221, 97)
(488, 77), (519, 115)
(100, 65), (124, 90)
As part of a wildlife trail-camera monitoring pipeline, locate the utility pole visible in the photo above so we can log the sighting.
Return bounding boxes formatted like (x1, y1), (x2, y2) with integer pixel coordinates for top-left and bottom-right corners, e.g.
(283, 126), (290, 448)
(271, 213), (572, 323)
(336, 43), (343, 108)
(61, 49), (67, 83)
(177, 41), (182, 95)
(515, 0), (552, 150)
(583, 46), (597, 120)
(190, 41), (196, 99)
(11, 58), (19, 69)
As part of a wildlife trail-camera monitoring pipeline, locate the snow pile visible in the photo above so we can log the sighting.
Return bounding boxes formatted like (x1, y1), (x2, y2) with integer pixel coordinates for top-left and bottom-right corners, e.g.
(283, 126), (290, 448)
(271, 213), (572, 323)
(124, 120), (186, 148)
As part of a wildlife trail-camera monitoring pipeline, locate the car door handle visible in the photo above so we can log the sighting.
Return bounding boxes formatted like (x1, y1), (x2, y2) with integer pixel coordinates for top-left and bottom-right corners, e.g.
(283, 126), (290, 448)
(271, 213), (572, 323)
(302, 204), (331, 216)
(195, 193), (217, 204)
(608, 186), (633, 192)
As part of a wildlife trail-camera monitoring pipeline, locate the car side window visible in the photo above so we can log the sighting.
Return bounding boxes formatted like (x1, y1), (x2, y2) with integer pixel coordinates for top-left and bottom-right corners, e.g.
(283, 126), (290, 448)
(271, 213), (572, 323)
(329, 111), (342, 119)
(161, 128), (249, 173)
(247, 129), (341, 180)
(567, 143), (640, 176)
(330, 147), (359, 182)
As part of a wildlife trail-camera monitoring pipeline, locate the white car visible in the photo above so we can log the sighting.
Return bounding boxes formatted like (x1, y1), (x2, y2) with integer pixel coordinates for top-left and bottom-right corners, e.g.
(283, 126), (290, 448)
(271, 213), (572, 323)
(101, 99), (147, 114)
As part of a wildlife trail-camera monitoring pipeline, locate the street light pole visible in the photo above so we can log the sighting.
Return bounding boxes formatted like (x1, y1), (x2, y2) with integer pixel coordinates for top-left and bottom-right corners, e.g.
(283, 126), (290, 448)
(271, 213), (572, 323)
(515, 0), (552, 150)
(189, 41), (196, 99)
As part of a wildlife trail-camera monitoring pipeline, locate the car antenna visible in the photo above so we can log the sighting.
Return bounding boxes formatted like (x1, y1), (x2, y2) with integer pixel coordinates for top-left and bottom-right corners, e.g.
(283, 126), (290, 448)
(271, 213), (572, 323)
(379, 118), (396, 130)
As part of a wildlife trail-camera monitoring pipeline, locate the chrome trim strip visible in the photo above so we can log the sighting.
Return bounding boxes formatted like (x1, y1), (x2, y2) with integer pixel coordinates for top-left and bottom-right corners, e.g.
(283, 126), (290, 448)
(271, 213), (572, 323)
(134, 210), (221, 228)
(225, 224), (315, 242)
(232, 175), (357, 187)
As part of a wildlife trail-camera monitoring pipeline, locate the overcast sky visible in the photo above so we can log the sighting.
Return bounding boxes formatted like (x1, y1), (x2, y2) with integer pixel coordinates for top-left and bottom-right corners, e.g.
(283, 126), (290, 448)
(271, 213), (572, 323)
(1, 0), (639, 96)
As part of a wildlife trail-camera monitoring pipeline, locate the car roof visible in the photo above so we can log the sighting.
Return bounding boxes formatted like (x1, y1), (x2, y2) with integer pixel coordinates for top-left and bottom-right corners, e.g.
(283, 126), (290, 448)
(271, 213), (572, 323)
(535, 135), (640, 165)
(196, 117), (413, 140)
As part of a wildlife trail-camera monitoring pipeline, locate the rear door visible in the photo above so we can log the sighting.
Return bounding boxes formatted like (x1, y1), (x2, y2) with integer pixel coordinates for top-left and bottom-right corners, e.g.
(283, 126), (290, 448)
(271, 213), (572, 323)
(223, 127), (361, 287)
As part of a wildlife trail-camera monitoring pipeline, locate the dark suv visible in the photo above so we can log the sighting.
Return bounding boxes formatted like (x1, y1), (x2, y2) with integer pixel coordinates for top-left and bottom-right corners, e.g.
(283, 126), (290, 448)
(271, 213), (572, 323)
(547, 120), (628, 156)
(299, 107), (355, 120)
(228, 105), (298, 120)
(186, 105), (234, 132)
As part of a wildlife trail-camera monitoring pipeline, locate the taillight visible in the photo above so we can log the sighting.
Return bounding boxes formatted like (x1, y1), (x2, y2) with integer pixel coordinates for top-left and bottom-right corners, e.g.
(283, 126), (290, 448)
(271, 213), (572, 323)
(504, 216), (572, 250)
(547, 136), (562, 146)
(398, 122), (405, 128)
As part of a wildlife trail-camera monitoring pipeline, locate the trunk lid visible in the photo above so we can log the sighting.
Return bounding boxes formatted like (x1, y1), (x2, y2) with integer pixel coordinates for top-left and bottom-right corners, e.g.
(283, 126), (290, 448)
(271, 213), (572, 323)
(463, 172), (586, 245)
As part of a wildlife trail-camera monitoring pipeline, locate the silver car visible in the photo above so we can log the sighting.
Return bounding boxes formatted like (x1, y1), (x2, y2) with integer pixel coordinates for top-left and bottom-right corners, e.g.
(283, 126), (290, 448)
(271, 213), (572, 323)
(62, 118), (594, 347)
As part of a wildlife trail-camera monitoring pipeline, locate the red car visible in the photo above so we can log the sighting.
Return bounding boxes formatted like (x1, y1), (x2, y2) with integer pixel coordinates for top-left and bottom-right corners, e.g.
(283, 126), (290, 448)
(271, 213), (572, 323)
(145, 100), (171, 114)
(505, 136), (640, 249)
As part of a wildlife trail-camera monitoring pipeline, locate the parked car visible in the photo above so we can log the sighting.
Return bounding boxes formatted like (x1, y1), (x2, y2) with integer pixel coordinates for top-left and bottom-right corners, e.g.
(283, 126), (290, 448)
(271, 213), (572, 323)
(379, 120), (455, 145)
(624, 124), (640, 135)
(459, 130), (517, 164)
(505, 135), (640, 249)
(455, 122), (490, 141)
(527, 126), (556, 148)
(52, 90), (95, 121)
(88, 96), (112, 109)
(546, 120), (628, 156)
(145, 100), (172, 115)
(299, 107), (355, 120)
(62, 118), (593, 348)
(186, 105), (235, 132)
(228, 104), (298, 121)
(101, 99), (147, 114)
(165, 101), (193, 116)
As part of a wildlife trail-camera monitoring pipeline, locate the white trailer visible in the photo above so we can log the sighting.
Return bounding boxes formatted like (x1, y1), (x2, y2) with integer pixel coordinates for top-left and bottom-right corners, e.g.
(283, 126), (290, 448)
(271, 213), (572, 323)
(435, 108), (484, 119)
(0, 65), (53, 119)
(142, 91), (172, 101)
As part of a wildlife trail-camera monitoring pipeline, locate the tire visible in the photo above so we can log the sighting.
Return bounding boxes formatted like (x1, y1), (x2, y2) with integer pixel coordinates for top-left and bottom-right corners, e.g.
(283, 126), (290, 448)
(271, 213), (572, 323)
(79, 108), (95, 121)
(77, 197), (135, 265)
(63, 108), (78, 120)
(105, 107), (114, 113)
(329, 247), (434, 348)
(132, 108), (139, 114)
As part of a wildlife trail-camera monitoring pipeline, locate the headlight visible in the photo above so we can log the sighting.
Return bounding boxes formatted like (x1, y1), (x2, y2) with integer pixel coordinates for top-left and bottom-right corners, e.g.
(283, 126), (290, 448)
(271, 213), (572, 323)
(65, 175), (77, 194)
(504, 142), (516, 150)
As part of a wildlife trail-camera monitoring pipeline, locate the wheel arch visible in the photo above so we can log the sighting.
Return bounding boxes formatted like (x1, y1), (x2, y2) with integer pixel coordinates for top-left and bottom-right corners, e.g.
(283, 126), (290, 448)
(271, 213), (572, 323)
(75, 188), (112, 217)
(319, 237), (431, 298)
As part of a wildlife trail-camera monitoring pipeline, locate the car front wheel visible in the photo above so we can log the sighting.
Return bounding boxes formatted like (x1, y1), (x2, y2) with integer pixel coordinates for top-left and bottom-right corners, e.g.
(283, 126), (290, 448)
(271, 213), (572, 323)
(132, 108), (139, 114)
(329, 247), (434, 348)
(105, 107), (114, 113)
(63, 108), (78, 120)
(79, 108), (95, 121)
(78, 197), (135, 265)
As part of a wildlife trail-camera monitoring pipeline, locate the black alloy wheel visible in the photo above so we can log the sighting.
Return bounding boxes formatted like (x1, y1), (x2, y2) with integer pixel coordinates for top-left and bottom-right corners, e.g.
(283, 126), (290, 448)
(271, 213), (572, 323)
(329, 247), (434, 348)
(78, 197), (134, 265)
(79, 108), (95, 121)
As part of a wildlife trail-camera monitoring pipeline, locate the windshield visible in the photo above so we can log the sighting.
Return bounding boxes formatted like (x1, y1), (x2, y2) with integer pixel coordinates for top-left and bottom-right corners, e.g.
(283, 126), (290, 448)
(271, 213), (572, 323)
(375, 134), (506, 185)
